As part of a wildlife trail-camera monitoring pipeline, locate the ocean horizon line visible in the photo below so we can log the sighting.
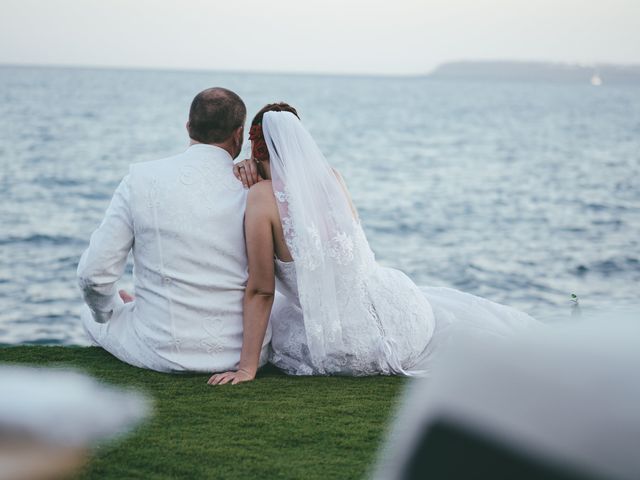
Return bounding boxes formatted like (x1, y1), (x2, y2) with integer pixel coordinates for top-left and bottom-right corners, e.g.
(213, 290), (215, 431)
(0, 61), (433, 79)
(3, 60), (640, 84)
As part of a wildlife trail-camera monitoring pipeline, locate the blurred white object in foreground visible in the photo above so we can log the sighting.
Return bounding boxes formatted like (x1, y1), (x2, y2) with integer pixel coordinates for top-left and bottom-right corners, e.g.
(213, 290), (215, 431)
(0, 366), (150, 480)
(374, 314), (640, 480)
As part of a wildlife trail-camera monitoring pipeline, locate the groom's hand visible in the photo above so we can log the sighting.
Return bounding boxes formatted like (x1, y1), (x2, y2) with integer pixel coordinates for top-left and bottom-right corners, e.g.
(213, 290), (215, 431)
(233, 159), (260, 189)
(207, 368), (255, 386)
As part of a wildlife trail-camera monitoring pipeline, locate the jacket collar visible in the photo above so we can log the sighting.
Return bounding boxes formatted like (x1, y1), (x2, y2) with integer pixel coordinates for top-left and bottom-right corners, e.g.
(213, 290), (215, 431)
(185, 143), (233, 163)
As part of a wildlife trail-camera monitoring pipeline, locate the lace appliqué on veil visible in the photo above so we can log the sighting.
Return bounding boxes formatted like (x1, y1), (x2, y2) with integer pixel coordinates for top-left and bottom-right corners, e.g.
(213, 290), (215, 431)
(275, 188), (355, 271)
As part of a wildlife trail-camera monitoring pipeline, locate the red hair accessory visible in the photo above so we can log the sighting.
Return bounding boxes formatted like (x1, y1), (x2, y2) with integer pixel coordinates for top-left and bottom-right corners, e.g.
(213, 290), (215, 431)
(249, 124), (269, 162)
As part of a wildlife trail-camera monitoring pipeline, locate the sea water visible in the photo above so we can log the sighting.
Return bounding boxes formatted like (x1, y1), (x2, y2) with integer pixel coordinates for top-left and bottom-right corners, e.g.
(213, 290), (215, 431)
(0, 66), (638, 344)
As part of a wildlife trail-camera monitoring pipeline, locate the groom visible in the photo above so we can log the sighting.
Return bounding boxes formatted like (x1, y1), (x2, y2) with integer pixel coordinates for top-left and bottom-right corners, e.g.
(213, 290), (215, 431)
(77, 87), (270, 373)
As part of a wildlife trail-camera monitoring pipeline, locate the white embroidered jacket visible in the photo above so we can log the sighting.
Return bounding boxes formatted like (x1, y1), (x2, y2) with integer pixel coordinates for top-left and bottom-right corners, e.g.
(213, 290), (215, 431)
(77, 144), (270, 372)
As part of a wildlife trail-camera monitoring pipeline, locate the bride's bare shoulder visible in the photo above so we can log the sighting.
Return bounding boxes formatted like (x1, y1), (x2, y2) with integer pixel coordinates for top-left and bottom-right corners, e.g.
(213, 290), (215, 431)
(246, 180), (277, 213)
(247, 179), (273, 198)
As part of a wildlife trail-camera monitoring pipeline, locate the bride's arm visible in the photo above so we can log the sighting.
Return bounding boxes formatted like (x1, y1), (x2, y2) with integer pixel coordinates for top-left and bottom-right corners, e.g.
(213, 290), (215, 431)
(332, 168), (359, 220)
(208, 184), (276, 385)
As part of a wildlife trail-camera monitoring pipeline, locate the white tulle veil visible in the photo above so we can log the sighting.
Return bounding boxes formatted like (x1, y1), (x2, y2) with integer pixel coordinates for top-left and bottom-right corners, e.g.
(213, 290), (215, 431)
(262, 111), (432, 375)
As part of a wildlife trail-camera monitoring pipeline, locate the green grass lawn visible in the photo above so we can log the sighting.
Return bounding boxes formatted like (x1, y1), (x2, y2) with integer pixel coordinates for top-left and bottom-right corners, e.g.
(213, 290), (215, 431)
(0, 346), (405, 479)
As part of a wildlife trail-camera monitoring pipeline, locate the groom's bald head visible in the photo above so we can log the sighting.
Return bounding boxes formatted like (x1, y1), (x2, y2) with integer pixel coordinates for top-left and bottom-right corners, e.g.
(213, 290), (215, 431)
(187, 87), (246, 144)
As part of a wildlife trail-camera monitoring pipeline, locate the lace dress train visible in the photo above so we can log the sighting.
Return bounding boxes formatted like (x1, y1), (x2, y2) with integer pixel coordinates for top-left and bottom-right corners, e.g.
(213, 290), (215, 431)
(269, 260), (537, 377)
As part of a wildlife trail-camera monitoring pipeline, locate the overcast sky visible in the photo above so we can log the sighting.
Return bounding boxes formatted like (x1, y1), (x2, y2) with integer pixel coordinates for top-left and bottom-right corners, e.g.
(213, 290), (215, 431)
(1, 0), (639, 75)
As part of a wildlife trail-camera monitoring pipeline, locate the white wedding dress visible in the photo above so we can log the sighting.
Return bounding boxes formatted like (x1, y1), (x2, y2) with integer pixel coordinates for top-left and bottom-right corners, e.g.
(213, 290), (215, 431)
(270, 256), (538, 377)
(260, 111), (538, 376)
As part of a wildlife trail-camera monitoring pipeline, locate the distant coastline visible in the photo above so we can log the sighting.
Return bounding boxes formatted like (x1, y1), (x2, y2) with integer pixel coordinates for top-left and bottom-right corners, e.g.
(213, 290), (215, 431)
(1, 61), (640, 84)
(427, 61), (640, 85)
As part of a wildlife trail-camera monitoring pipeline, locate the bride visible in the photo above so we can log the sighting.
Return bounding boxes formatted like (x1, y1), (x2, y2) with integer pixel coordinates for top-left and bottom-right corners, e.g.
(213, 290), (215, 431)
(208, 103), (537, 385)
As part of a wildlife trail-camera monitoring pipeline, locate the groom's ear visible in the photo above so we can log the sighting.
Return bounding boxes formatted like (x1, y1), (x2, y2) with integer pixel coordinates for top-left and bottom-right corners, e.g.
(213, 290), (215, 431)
(234, 125), (244, 143)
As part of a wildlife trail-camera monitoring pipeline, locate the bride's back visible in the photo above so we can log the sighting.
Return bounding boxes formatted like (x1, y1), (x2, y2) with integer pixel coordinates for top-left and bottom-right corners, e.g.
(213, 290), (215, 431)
(253, 110), (436, 375)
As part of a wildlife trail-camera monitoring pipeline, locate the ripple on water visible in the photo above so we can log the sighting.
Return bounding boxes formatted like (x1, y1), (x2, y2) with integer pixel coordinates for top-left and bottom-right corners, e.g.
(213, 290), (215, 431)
(0, 234), (81, 246)
(574, 256), (640, 276)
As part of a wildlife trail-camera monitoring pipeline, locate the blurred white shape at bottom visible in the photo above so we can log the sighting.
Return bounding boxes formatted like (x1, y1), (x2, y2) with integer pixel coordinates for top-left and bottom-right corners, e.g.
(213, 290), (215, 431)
(0, 366), (150, 480)
(374, 312), (640, 480)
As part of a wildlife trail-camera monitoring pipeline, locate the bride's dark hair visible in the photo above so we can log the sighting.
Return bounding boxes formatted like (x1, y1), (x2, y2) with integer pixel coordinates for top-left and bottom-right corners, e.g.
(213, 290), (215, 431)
(251, 102), (300, 126)
(249, 103), (300, 170)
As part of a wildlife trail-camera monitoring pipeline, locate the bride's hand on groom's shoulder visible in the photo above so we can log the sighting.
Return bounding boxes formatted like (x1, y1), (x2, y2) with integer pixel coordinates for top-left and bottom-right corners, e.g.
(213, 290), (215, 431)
(207, 368), (256, 386)
(233, 158), (261, 189)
